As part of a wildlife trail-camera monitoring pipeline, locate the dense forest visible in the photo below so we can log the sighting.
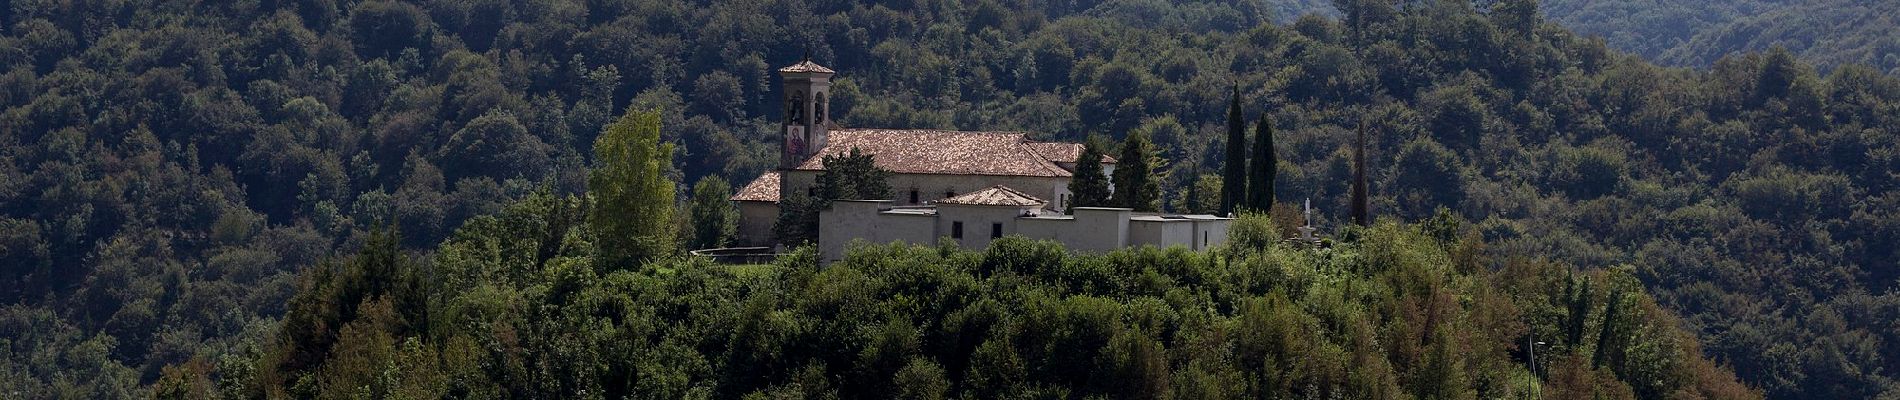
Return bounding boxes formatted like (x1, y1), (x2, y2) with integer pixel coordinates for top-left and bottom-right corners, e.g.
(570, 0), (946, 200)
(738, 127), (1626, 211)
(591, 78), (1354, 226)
(1537, 0), (1900, 73)
(3, 0), (1899, 398)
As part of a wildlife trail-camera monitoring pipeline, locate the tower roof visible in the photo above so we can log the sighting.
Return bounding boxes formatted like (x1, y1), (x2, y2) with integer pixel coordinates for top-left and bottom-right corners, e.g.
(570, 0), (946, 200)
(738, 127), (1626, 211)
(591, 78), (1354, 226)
(933, 185), (1047, 207)
(778, 59), (835, 74)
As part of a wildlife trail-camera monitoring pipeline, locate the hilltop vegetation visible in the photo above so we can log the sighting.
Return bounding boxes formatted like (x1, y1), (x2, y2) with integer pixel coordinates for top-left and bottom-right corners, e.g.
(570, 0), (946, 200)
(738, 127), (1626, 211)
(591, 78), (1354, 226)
(3, 0), (1900, 398)
(1539, 0), (1900, 74)
(231, 196), (1752, 399)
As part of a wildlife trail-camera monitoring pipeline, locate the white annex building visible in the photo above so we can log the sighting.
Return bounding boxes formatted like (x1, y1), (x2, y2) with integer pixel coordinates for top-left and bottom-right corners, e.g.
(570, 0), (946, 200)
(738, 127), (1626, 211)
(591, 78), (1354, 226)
(730, 58), (1232, 260)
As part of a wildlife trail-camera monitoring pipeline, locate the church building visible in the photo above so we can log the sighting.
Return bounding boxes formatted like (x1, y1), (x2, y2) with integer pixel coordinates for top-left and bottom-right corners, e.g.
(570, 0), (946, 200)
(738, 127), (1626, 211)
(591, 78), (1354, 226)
(730, 59), (1229, 259)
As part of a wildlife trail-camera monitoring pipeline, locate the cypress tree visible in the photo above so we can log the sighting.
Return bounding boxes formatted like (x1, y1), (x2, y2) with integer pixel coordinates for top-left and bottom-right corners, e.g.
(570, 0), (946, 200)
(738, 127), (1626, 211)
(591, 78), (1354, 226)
(1593, 287), (1626, 370)
(1247, 115), (1275, 211)
(1222, 87), (1247, 215)
(1350, 122), (1370, 226)
(1111, 131), (1161, 212)
(1068, 141), (1112, 212)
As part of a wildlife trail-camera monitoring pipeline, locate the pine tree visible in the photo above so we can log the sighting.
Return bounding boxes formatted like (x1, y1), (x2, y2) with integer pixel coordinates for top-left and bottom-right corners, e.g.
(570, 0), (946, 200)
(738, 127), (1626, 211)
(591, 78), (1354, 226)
(1247, 115), (1276, 211)
(589, 109), (677, 267)
(1069, 141), (1112, 212)
(1112, 131), (1162, 212)
(1351, 122), (1370, 226)
(1222, 87), (1248, 215)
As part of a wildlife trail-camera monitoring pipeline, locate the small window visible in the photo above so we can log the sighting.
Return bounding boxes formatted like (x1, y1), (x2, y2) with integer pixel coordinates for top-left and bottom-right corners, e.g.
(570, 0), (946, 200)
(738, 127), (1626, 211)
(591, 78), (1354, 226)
(952, 222), (963, 239)
(909, 189), (920, 204)
(991, 223), (1003, 238)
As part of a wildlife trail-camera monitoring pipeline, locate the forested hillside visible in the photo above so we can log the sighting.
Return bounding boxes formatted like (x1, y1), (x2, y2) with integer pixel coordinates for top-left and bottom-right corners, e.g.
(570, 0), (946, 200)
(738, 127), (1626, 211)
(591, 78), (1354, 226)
(3, 0), (1899, 398)
(1539, 0), (1900, 73)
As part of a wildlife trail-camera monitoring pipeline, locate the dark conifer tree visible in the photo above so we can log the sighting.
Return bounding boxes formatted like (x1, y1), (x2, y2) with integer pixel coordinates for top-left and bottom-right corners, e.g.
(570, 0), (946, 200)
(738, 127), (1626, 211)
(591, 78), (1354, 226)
(1247, 115), (1275, 211)
(1222, 87), (1248, 215)
(1351, 122), (1370, 226)
(1112, 131), (1162, 212)
(1068, 141), (1112, 212)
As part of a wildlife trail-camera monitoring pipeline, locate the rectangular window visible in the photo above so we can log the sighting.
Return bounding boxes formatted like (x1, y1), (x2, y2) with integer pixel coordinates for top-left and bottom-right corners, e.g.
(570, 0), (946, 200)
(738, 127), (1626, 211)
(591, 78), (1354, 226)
(909, 189), (919, 204)
(991, 223), (1003, 238)
(952, 222), (963, 239)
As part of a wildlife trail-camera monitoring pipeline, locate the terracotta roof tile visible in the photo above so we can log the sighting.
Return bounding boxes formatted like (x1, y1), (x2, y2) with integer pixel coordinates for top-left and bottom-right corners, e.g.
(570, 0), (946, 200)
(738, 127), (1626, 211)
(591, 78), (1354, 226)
(778, 60), (835, 74)
(933, 185), (1046, 206)
(1026, 142), (1117, 164)
(731, 171), (780, 202)
(793, 129), (1074, 177)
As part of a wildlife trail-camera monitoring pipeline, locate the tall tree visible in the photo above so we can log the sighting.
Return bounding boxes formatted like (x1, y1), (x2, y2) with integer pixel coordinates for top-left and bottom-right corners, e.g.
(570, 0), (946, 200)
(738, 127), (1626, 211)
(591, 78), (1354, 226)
(1247, 115), (1276, 212)
(1222, 87), (1248, 215)
(776, 147), (891, 245)
(1351, 123), (1370, 226)
(589, 109), (677, 267)
(1111, 131), (1162, 212)
(1069, 141), (1112, 212)
(687, 176), (739, 249)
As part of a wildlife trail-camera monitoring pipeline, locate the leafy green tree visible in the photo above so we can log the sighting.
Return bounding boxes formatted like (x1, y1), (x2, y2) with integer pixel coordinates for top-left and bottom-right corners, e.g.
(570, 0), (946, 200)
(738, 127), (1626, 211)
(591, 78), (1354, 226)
(813, 147), (893, 202)
(687, 176), (739, 249)
(1223, 87), (1248, 215)
(1175, 173), (1223, 214)
(893, 358), (949, 400)
(589, 109), (677, 267)
(1069, 141), (1113, 212)
(1111, 131), (1162, 212)
(349, 1), (433, 59)
(1391, 137), (1464, 220)
(1248, 115), (1276, 211)
(1491, 0), (1541, 38)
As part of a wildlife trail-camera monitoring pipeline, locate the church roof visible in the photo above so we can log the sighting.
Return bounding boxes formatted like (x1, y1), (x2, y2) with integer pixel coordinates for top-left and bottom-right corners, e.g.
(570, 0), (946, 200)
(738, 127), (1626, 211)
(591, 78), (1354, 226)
(1026, 142), (1117, 165)
(778, 59), (835, 74)
(792, 129), (1076, 177)
(731, 171), (781, 202)
(933, 185), (1046, 207)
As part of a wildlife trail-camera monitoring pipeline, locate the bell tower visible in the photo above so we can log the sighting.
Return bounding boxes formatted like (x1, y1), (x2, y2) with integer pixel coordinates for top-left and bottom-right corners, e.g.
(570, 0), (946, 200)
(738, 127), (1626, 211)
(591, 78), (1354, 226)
(778, 56), (835, 169)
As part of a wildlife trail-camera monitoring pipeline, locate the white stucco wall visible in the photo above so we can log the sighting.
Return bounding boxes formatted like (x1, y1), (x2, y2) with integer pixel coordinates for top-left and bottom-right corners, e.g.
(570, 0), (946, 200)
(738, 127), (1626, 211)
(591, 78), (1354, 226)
(936, 203), (1037, 250)
(1065, 208), (1132, 253)
(1128, 219), (1195, 249)
(1191, 219), (1231, 250)
(735, 201), (779, 247)
(815, 202), (1230, 264)
(819, 200), (881, 262)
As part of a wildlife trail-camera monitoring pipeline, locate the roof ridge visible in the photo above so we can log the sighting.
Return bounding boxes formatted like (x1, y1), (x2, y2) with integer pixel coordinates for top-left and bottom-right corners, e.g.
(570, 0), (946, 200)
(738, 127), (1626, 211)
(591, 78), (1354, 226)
(1007, 137), (1073, 176)
(934, 185), (1047, 206)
